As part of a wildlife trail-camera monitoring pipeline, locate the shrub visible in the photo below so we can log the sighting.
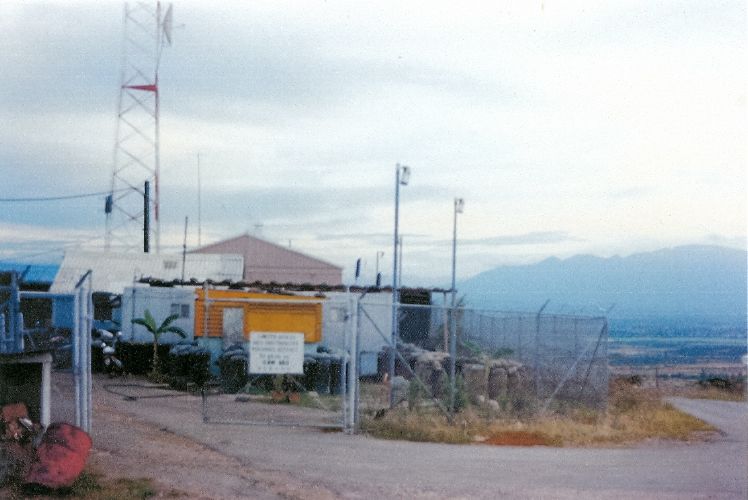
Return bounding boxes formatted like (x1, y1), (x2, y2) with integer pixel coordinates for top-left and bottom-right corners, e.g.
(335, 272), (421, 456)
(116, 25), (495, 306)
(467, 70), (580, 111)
(168, 344), (210, 389)
(217, 345), (249, 393)
(116, 343), (171, 375)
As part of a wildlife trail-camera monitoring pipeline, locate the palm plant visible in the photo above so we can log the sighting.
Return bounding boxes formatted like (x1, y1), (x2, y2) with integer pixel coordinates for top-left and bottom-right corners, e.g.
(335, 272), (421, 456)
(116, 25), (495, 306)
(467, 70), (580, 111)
(132, 309), (186, 374)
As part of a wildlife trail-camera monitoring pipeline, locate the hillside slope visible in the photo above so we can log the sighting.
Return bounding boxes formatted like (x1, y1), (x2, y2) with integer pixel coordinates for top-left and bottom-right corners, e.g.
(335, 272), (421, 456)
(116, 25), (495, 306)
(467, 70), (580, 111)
(460, 245), (747, 319)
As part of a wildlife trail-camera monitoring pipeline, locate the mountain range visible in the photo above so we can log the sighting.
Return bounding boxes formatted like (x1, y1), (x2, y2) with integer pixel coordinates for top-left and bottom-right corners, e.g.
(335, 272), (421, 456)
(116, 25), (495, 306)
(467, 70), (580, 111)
(459, 245), (747, 321)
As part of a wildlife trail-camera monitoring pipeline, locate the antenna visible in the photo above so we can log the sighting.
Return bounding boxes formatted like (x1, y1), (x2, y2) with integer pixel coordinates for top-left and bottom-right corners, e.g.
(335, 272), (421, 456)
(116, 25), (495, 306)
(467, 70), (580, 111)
(106, 2), (173, 253)
(181, 216), (188, 281)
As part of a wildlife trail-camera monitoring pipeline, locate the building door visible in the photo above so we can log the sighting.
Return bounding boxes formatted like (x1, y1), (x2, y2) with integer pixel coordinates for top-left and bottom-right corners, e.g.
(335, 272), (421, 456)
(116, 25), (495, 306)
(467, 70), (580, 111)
(222, 307), (245, 348)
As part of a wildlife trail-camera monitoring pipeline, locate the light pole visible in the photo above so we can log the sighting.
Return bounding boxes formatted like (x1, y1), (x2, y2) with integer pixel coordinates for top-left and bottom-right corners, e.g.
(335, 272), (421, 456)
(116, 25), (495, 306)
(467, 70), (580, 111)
(449, 197), (464, 412)
(390, 163), (410, 407)
(398, 236), (403, 287)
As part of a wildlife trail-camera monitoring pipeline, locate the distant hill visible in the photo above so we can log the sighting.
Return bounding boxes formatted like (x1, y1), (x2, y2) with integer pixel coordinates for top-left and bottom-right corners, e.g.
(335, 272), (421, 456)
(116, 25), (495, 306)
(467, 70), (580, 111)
(460, 245), (747, 320)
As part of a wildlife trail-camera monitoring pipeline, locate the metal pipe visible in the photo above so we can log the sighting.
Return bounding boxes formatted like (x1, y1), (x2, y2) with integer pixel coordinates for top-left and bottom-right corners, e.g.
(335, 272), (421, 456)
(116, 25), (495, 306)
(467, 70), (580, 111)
(73, 286), (80, 428)
(345, 293), (358, 432)
(389, 164), (401, 407)
(85, 274), (93, 432)
(352, 296), (361, 431)
(534, 300), (550, 400)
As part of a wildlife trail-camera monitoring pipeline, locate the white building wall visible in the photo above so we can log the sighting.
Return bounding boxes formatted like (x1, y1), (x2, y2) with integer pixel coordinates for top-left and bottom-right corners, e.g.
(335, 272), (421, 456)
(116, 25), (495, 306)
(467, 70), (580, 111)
(120, 287), (196, 344)
(305, 291), (393, 376)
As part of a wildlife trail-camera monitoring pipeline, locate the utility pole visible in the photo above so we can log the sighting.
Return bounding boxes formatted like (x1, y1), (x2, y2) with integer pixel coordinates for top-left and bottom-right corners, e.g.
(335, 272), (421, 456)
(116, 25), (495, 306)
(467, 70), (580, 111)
(143, 181), (150, 253)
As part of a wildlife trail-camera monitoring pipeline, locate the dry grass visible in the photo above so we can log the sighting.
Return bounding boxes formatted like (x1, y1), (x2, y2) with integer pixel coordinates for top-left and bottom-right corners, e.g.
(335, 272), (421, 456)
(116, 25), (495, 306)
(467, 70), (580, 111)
(362, 411), (473, 444)
(667, 384), (746, 402)
(361, 378), (717, 447)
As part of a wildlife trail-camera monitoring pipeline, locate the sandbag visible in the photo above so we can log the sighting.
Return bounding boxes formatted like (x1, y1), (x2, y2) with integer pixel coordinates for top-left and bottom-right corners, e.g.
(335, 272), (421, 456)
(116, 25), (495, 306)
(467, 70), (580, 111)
(24, 423), (92, 489)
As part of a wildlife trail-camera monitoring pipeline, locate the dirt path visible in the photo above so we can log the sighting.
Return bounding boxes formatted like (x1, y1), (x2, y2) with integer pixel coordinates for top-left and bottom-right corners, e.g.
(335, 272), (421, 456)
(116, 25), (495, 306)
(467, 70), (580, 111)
(54, 376), (339, 499)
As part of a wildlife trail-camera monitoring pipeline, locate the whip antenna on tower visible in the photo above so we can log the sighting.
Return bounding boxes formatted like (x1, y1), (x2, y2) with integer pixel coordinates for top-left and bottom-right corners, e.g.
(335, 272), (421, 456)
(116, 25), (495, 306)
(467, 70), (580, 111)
(106, 1), (173, 253)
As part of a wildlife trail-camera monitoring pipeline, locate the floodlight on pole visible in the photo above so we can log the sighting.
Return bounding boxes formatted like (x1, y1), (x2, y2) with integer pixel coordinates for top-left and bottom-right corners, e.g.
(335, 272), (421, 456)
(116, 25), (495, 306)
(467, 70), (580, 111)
(399, 166), (411, 185)
(390, 163), (410, 407)
(375, 251), (384, 285)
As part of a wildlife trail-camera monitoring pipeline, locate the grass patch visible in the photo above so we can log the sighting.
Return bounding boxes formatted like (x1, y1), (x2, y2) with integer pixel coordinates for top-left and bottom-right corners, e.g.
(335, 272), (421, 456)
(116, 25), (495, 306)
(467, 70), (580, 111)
(668, 384), (746, 402)
(362, 411), (473, 444)
(361, 378), (717, 447)
(2, 469), (185, 499)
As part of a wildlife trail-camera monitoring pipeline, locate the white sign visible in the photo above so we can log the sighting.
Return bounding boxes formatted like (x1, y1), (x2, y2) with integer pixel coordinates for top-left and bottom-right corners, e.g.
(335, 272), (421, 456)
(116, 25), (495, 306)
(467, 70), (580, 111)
(249, 332), (305, 374)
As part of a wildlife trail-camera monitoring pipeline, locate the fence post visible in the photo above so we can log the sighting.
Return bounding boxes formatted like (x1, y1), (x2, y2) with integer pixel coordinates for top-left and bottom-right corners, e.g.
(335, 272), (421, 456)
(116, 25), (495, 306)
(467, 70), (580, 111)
(85, 274), (93, 432)
(9, 272), (22, 352)
(442, 292), (448, 352)
(203, 283), (209, 338)
(534, 300), (550, 400)
(347, 294), (358, 433)
(72, 286), (81, 428)
(449, 297), (458, 414)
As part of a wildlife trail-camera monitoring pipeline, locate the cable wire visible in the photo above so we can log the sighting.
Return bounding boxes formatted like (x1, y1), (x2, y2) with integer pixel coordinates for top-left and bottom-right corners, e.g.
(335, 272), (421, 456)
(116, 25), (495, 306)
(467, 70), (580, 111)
(0, 187), (129, 202)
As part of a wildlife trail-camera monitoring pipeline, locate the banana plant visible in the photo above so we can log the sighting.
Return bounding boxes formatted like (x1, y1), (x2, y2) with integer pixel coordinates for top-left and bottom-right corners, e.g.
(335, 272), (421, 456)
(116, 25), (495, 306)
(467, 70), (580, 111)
(132, 309), (186, 375)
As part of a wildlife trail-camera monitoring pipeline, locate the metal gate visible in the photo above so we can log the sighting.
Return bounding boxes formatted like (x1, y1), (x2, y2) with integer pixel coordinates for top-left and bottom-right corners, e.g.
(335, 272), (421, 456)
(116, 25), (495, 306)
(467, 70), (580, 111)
(0, 270), (93, 432)
(199, 290), (358, 432)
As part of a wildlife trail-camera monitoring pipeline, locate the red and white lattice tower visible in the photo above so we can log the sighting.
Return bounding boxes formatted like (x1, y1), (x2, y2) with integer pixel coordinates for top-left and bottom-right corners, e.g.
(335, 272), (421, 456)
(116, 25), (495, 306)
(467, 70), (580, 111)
(106, 2), (173, 252)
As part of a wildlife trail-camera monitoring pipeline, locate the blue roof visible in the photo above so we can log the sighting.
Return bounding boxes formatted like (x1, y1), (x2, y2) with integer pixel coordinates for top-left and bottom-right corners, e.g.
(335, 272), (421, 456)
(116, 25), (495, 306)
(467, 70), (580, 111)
(0, 262), (60, 284)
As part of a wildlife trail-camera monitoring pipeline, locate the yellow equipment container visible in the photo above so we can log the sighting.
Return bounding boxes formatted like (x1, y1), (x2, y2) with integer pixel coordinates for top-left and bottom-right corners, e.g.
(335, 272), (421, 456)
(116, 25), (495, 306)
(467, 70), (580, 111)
(194, 289), (322, 343)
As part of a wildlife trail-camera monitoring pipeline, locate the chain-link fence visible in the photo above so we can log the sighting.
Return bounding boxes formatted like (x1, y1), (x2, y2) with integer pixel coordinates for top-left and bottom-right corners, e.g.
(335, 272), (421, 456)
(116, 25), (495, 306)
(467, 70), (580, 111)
(355, 299), (609, 417)
(454, 308), (608, 411)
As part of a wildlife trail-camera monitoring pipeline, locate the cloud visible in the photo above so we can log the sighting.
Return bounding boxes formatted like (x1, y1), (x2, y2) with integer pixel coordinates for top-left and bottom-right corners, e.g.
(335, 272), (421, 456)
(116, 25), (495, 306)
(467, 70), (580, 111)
(459, 231), (583, 247)
(0, 1), (745, 283)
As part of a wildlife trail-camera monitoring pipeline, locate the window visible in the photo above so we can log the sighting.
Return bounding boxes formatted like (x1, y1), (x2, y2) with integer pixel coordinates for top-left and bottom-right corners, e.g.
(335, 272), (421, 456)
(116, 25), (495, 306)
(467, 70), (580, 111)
(170, 303), (190, 318)
(163, 260), (177, 270)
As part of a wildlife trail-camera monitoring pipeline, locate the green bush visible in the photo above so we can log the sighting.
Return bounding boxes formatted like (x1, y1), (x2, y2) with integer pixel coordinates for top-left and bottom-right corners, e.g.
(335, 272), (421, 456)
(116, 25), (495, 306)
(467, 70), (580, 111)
(168, 345), (210, 388)
(116, 343), (171, 375)
(218, 355), (248, 393)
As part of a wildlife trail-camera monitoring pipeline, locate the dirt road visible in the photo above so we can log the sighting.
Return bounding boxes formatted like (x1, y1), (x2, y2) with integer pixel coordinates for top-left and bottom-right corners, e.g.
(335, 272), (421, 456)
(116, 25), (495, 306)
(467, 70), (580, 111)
(54, 375), (747, 499)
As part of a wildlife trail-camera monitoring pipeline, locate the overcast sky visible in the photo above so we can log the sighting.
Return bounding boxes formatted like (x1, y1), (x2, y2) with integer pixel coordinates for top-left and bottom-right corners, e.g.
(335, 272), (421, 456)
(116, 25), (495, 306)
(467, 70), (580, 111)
(0, 0), (745, 285)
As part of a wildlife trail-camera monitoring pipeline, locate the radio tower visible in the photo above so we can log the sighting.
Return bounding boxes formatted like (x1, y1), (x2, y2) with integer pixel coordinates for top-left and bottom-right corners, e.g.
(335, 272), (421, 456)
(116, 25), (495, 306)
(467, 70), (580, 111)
(106, 2), (173, 253)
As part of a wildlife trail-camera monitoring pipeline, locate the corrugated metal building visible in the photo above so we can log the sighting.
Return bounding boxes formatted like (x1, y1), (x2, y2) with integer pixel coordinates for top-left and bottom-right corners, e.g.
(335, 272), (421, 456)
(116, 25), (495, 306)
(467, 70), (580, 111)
(191, 234), (343, 286)
(50, 251), (244, 294)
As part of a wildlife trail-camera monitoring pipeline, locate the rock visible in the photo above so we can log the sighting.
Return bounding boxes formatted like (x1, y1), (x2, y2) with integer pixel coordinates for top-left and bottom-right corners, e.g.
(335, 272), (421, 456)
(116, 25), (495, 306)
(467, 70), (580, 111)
(415, 351), (449, 370)
(462, 363), (487, 403)
(390, 376), (410, 406)
(414, 352), (449, 397)
(24, 423), (92, 489)
(486, 399), (500, 412)
(507, 366), (533, 396)
(476, 395), (486, 405)
(488, 367), (508, 400)
(1, 403), (29, 441)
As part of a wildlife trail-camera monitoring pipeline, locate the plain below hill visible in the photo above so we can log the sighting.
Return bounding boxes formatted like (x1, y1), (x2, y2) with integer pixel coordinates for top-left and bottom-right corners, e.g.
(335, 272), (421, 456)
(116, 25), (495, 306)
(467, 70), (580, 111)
(460, 245), (747, 322)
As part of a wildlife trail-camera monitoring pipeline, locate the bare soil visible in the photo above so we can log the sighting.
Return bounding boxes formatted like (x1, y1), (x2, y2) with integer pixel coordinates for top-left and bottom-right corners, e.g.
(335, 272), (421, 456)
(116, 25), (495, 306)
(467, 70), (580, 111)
(481, 431), (553, 447)
(43, 373), (340, 499)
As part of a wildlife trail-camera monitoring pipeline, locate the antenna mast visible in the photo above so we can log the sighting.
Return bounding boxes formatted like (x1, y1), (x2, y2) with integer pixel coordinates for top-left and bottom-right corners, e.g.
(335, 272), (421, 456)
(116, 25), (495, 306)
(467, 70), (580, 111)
(106, 1), (173, 253)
